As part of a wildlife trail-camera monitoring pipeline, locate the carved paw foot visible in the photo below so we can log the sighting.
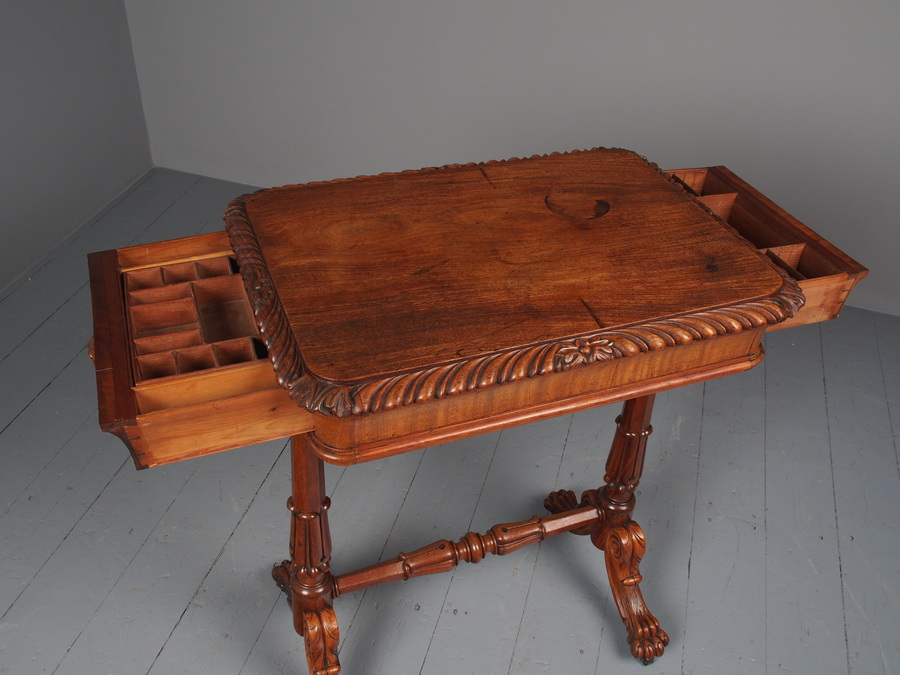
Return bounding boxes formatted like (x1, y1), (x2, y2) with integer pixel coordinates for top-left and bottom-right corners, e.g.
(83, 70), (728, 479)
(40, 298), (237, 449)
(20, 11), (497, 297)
(605, 521), (668, 665)
(544, 489), (580, 513)
(624, 610), (669, 665)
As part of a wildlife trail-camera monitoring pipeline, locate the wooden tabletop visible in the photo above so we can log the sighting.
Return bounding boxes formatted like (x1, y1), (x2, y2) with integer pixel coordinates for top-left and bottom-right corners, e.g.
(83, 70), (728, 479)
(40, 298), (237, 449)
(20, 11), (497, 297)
(225, 148), (797, 418)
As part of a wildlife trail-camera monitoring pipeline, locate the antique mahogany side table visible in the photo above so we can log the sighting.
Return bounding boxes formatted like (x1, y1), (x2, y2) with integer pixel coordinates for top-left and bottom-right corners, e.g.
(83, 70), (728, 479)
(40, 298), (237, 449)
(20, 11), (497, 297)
(88, 148), (866, 673)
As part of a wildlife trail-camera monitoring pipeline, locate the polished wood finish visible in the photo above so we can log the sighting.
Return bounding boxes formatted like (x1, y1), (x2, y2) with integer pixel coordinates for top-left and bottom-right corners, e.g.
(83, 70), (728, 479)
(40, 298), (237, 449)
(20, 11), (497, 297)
(87, 149), (867, 673)
(547, 394), (667, 663)
(225, 149), (797, 418)
(87, 156), (863, 469)
(272, 436), (340, 675)
(331, 394), (668, 664)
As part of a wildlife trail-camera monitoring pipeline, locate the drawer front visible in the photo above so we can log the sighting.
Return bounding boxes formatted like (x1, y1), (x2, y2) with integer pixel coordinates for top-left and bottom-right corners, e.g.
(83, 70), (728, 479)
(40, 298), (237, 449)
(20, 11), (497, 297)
(88, 231), (313, 469)
(667, 166), (867, 329)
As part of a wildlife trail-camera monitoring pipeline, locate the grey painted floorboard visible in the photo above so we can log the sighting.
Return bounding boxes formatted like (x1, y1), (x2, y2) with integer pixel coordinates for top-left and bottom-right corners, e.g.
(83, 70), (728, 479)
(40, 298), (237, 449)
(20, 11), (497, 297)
(764, 325), (847, 671)
(684, 364), (768, 673)
(1, 171), (897, 674)
(822, 308), (900, 674)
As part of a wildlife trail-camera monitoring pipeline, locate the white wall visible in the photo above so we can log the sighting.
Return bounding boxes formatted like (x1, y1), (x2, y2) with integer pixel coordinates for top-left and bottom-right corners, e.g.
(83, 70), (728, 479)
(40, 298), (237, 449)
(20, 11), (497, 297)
(125, 0), (898, 314)
(1, 1), (151, 293)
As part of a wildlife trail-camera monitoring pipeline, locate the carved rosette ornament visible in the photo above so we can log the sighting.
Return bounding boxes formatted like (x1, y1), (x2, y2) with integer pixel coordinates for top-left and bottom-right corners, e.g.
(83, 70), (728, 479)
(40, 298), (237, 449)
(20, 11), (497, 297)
(555, 336), (617, 368)
(225, 159), (805, 419)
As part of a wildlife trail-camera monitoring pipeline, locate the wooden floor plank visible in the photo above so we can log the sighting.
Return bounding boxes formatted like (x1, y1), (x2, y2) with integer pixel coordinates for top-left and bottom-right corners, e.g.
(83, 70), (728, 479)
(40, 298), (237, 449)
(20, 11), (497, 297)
(52, 443), (283, 674)
(0, 457), (199, 672)
(335, 432), (501, 674)
(126, 174), (256, 246)
(0, 346), (98, 512)
(328, 452), (426, 575)
(821, 307), (900, 674)
(874, 312), (900, 468)
(419, 416), (574, 674)
(764, 325), (848, 670)
(682, 366), (768, 673)
(0, 289), (94, 433)
(0, 414), (126, 616)
(509, 404), (624, 675)
(144, 441), (291, 675)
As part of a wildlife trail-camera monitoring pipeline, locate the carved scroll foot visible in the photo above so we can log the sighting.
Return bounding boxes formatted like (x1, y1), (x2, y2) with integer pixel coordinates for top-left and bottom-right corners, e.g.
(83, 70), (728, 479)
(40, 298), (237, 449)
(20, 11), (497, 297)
(300, 607), (341, 675)
(604, 521), (668, 665)
(272, 561), (341, 674)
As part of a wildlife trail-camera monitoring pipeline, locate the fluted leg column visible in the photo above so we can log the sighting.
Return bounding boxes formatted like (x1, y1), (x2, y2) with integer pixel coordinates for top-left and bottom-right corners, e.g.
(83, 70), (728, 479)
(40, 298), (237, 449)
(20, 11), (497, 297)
(272, 435), (340, 675)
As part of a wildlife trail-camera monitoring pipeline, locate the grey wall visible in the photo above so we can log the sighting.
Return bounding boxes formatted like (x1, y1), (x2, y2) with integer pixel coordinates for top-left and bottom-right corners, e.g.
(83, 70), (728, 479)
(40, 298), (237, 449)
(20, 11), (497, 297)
(122, 2), (899, 316)
(1, 1), (151, 293)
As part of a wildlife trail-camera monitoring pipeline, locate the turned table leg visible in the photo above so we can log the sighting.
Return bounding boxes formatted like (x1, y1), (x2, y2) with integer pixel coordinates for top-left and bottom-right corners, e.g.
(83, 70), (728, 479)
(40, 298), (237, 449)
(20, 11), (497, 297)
(272, 435), (341, 675)
(545, 394), (669, 665)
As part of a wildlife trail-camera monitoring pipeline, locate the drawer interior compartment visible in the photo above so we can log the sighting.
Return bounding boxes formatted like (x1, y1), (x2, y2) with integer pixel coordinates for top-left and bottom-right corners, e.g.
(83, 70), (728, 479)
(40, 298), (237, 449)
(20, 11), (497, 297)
(123, 255), (263, 381)
(667, 166), (867, 329)
(88, 231), (313, 469)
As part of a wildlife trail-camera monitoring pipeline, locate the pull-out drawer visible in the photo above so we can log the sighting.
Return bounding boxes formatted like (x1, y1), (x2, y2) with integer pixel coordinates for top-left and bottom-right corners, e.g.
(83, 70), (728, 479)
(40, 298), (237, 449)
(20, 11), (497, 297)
(667, 166), (867, 329)
(88, 231), (314, 469)
(88, 167), (865, 468)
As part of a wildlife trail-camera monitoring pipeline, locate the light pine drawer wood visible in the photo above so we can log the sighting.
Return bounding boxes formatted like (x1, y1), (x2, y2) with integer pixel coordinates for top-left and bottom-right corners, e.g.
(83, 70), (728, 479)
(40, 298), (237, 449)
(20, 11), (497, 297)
(88, 231), (313, 469)
(668, 166), (867, 329)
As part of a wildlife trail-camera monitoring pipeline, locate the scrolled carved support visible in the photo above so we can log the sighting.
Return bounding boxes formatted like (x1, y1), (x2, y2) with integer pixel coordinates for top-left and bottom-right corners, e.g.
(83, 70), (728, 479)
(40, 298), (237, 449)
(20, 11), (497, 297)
(545, 395), (667, 665)
(604, 522), (669, 664)
(300, 608), (341, 675)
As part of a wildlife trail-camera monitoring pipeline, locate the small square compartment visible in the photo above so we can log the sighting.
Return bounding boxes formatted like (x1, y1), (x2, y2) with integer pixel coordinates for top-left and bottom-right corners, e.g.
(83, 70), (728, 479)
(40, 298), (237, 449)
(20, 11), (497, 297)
(162, 261), (200, 284)
(670, 167), (796, 249)
(765, 243), (806, 270)
(137, 351), (178, 379)
(213, 338), (257, 366)
(175, 344), (216, 373)
(123, 258), (258, 380)
(698, 192), (737, 222)
(124, 267), (165, 291)
(196, 256), (236, 278)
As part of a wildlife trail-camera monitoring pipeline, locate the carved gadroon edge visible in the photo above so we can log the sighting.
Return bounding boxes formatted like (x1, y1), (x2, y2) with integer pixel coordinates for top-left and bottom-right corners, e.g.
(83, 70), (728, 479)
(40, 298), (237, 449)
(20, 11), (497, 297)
(224, 163), (805, 420)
